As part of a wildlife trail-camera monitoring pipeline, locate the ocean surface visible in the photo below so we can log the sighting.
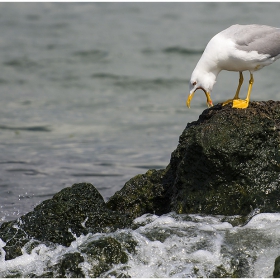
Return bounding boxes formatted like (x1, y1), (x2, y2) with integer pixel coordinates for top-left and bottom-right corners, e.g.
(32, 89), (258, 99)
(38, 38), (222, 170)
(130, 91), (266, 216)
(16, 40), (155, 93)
(1, 3), (280, 277)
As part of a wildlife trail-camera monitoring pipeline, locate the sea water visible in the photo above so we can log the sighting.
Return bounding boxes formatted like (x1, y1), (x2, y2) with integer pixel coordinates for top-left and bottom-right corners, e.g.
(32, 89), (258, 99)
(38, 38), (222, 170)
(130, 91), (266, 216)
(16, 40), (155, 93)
(1, 2), (280, 221)
(1, 212), (280, 277)
(1, 3), (280, 277)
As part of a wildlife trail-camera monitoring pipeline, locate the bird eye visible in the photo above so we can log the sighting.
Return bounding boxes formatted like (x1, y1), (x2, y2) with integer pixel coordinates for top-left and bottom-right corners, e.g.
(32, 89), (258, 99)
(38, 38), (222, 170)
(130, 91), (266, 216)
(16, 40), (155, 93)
(192, 81), (197, 86)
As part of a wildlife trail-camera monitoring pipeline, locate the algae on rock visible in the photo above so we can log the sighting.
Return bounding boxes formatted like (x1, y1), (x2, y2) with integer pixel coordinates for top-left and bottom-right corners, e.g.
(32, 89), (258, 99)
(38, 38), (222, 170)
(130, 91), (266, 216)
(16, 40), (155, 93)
(107, 101), (280, 217)
(274, 256), (280, 277)
(0, 183), (133, 260)
(106, 169), (172, 219)
(170, 101), (280, 215)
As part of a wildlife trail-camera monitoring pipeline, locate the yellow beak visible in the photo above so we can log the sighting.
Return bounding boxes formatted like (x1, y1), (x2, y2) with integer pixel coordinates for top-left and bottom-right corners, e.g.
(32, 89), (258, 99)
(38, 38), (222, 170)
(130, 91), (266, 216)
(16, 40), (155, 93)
(186, 92), (194, 108)
(186, 89), (213, 108)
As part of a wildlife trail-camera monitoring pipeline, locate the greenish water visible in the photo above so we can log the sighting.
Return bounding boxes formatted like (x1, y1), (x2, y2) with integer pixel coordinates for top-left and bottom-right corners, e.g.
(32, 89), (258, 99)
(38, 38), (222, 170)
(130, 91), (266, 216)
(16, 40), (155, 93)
(1, 2), (280, 221)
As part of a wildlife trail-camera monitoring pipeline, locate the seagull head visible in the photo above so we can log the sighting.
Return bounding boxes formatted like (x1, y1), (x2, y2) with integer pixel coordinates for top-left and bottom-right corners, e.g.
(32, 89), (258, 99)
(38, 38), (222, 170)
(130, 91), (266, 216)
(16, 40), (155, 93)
(187, 70), (216, 108)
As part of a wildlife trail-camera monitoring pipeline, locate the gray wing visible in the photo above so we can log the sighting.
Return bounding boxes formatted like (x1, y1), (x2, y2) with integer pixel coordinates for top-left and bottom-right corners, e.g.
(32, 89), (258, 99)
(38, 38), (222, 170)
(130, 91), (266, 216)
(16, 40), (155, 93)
(224, 24), (280, 58)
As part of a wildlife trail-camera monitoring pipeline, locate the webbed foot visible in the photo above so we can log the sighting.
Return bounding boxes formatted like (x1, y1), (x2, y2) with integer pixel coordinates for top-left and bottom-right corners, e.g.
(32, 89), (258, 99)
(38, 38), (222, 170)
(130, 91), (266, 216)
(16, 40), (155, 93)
(232, 99), (249, 109)
(222, 99), (234, 106)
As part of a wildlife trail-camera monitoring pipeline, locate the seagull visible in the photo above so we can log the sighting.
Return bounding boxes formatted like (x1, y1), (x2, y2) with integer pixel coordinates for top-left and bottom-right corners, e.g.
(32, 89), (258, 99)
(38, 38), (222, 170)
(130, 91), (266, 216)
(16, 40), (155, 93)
(187, 24), (280, 109)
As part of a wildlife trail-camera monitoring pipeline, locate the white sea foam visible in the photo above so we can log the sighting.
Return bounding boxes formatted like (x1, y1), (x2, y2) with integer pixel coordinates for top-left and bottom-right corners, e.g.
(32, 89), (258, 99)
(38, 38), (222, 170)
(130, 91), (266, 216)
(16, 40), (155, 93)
(0, 212), (280, 277)
(244, 213), (280, 228)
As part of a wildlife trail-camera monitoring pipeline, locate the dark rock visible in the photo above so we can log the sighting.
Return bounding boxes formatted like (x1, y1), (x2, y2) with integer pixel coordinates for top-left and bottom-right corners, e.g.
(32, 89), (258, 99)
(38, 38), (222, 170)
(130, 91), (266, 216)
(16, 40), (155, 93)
(107, 169), (171, 219)
(56, 252), (85, 278)
(274, 256), (280, 277)
(79, 237), (129, 277)
(0, 183), (133, 260)
(20, 252), (85, 278)
(39, 252), (85, 278)
(170, 101), (280, 215)
(107, 101), (280, 217)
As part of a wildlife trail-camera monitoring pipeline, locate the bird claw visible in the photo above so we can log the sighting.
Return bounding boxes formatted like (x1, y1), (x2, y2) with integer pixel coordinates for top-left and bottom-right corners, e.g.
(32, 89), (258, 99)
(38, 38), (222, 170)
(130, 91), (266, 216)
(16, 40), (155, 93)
(222, 99), (234, 106)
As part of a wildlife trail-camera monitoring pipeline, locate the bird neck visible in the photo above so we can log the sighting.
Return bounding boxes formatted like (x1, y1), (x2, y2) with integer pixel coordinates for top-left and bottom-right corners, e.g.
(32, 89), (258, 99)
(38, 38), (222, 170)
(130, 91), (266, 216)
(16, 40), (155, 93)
(195, 55), (221, 78)
(194, 64), (219, 88)
(192, 56), (220, 92)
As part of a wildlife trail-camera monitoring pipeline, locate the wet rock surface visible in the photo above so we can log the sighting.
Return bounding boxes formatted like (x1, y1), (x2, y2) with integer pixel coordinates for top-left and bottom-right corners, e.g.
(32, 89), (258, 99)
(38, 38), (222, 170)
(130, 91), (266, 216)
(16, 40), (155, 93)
(106, 169), (171, 219)
(0, 183), (132, 260)
(170, 101), (280, 215)
(274, 256), (280, 277)
(108, 101), (280, 217)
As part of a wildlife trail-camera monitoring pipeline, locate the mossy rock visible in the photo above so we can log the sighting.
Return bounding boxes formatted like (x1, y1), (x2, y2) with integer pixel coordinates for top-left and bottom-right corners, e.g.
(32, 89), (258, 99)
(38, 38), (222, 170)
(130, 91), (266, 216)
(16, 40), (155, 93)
(106, 101), (280, 218)
(79, 237), (129, 277)
(0, 183), (133, 260)
(170, 101), (280, 215)
(106, 169), (171, 219)
(38, 252), (85, 278)
(274, 256), (280, 277)
(16, 252), (86, 278)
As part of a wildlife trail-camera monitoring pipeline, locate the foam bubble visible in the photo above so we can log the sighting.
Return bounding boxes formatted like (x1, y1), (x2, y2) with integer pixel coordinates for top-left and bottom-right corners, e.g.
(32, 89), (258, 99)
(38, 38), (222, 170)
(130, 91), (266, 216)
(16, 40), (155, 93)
(1, 213), (280, 277)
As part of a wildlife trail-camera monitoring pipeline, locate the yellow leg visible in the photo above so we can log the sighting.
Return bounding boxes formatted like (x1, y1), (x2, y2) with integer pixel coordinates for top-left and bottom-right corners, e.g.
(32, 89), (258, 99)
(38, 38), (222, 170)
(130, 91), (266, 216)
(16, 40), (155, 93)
(232, 73), (254, 109)
(234, 71), (244, 99)
(222, 72), (244, 106)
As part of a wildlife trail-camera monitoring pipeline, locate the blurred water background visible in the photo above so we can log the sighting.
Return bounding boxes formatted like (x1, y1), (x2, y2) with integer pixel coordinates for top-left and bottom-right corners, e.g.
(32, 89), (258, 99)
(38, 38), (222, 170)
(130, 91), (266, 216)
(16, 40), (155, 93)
(1, 2), (280, 222)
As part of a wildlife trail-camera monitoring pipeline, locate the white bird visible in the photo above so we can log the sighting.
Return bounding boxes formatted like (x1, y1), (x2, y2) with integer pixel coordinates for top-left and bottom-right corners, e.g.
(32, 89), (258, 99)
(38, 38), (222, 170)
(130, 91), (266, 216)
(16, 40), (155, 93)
(187, 24), (280, 109)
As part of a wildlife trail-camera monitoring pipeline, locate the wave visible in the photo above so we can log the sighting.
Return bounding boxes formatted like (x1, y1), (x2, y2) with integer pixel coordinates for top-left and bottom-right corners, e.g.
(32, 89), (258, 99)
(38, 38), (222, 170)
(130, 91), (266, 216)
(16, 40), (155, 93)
(91, 73), (186, 89)
(3, 57), (40, 70)
(162, 46), (204, 55)
(71, 173), (122, 177)
(133, 164), (166, 170)
(73, 49), (109, 62)
(6, 168), (48, 176)
(91, 73), (120, 80)
(0, 212), (279, 277)
(0, 125), (51, 132)
(142, 47), (203, 56)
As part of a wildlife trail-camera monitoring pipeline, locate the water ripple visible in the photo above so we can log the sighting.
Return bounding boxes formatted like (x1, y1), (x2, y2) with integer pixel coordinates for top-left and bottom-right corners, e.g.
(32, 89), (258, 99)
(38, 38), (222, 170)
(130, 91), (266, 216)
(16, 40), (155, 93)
(0, 125), (51, 132)
(141, 47), (204, 56)
(162, 46), (204, 55)
(91, 73), (186, 89)
(6, 168), (48, 176)
(73, 49), (109, 62)
(71, 173), (122, 177)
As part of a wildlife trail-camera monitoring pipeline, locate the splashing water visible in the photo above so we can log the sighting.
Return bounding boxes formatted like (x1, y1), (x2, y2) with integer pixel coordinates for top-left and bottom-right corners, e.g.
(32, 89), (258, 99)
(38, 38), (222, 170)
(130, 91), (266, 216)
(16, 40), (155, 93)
(0, 212), (279, 277)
